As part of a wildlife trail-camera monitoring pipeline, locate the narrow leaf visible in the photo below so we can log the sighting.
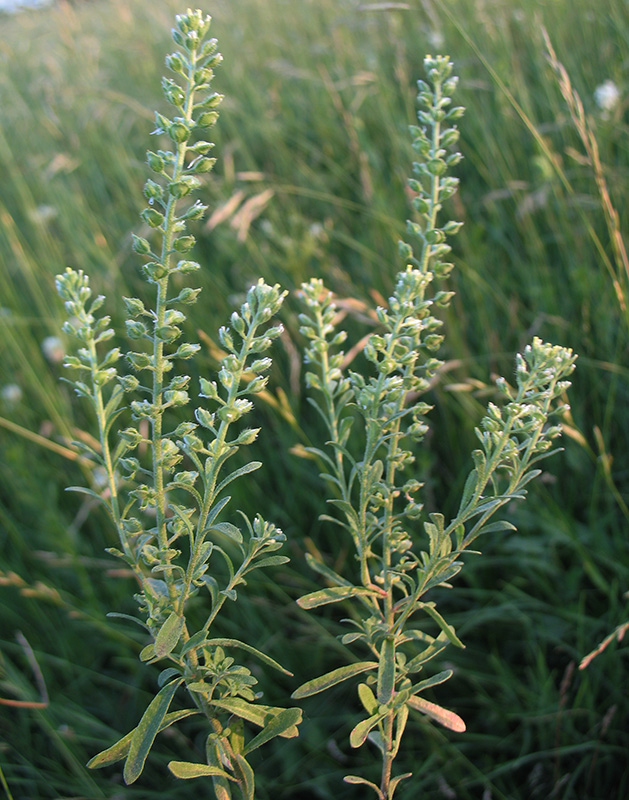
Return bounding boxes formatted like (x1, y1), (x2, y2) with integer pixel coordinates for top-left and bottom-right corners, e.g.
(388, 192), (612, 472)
(357, 683), (377, 715)
(407, 695), (466, 732)
(243, 707), (302, 755)
(343, 775), (384, 799)
(412, 669), (453, 693)
(418, 603), (464, 648)
(246, 555), (290, 571)
(210, 521), (243, 544)
(205, 638), (292, 675)
(389, 772), (413, 798)
(377, 638), (396, 705)
(305, 552), (352, 587)
(168, 761), (234, 780)
(87, 709), (197, 769)
(350, 713), (384, 748)
(123, 679), (181, 784)
(66, 486), (107, 506)
(215, 461), (261, 495)
(232, 754), (255, 800)
(297, 586), (378, 609)
(154, 612), (184, 658)
(292, 661), (377, 699)
(211, 698), (299, 738)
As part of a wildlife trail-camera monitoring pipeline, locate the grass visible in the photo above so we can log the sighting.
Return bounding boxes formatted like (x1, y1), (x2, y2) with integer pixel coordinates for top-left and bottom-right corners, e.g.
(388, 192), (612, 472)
(0, 0), (627, 797)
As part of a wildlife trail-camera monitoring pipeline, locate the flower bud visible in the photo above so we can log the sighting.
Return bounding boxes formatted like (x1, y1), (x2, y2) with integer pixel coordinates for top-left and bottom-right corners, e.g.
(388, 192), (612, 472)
(127, 352), (154, 371)
(196, 111), (219, 128)
(118, 374), (140, 392)
(169, 121), (190, 143)
(141, 207), (164, 228)
(195, 407), (215, 429)
(120, 427), (144, 447)
(173, 235), (196, 252)
(126, 319), (149, 339)
(143, 261), (169, 281)
(146, 150), (165, 172)
(174, 344), (200, 362)
(165, 52), (185, 74)
(175, 288), (202, 305)
(155, 325), (181, 343)
(132, 234), (152, 255)
(188, 140), (215, 155)
(175, 260), (200, 273)
(164, 390), (189, 406)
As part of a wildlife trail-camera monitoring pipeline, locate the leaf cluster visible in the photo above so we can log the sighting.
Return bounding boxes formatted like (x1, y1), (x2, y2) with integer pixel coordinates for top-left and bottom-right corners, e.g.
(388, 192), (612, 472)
(56, 11), (298, 797)
(294, 55), (576, 798)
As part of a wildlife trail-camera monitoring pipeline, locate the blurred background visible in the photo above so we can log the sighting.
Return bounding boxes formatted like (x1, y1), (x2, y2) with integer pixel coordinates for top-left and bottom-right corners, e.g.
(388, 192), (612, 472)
(0, 0), (627, 797)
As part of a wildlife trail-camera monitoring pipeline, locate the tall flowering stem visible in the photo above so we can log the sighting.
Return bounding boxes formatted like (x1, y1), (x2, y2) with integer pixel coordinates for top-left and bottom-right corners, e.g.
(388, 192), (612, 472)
(56, 11), (300, 797)
(293, 56), (576, 799)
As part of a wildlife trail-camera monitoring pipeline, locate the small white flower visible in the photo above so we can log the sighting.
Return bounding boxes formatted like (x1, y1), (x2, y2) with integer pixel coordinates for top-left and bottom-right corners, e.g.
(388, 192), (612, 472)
(594, 80), (620, 114)
(1, 383), (23, 406)
(41, 335), (65, 363)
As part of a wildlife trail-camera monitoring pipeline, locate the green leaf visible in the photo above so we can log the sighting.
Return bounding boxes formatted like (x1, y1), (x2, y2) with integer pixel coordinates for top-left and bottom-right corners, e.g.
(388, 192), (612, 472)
(139, 643), (156, 662)
(66, 486), (108, 507)
(246, 555), (289, 571)
(297, 586), (378, 609)
(343, 775), (384, 798)
(405, 630), (450, 673)
(475, 520), (517, 536)
(412, 669), (453, 693)
(154, 612), (185, 658)
(418, 603), (464, 648)
(180, 629), (209, 656)
(305, 552), (352, 587)
(106, 612), (150, 632)
(292, 661), (378, 699)
(243, 707), (302, 755)
(349, 712), (385, 748)
(87, 709), (197, 769)
(210, 521), (243, 544)
(168, 761), (234, 780)
(123, 679), (182, 784)
(205, 638), (292, 675)
(377, 637), (396, 705)
(211, 698), (300, 739)
(215, 461), (262, 495)
(232, 753), (255, 800)
(357, 683), (377, 715)
(389, 772), (413, 798)
(407, 695), (466, 733)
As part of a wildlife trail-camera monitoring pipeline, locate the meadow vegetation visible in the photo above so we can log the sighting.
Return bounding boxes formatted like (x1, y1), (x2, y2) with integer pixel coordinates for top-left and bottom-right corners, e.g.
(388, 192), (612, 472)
(0, 0), (627, 798)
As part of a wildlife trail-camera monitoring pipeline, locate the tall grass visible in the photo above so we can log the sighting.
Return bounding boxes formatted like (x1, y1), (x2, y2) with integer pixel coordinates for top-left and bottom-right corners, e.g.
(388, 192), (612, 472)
(1, 0), (627, 797)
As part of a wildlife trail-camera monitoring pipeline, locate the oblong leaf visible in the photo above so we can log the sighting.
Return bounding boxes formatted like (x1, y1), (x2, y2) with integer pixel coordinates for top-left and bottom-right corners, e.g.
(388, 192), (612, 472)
(417, 603), (464, 648)
(87, 709), (197, 769)
(297, 586), (378, 609)
(349, 712), (384, 748)
(205, 638), (292, 676)
(154, 612), (184, 658)
(343, 774), (384, 798)
(292, 661), (378, 699)
(168, 761), (234, 780)
(305, 552), (352, 587)
(377, 638), (396, 705)
(123, 679), (182, 784)
(411, 669), (453, 693)
(407, 695), (466, 733)
(232, 753), (254, 800)
(215, 461), (262, 495)
(211, 698), (299, 738)
(243, 707), (302, 755)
